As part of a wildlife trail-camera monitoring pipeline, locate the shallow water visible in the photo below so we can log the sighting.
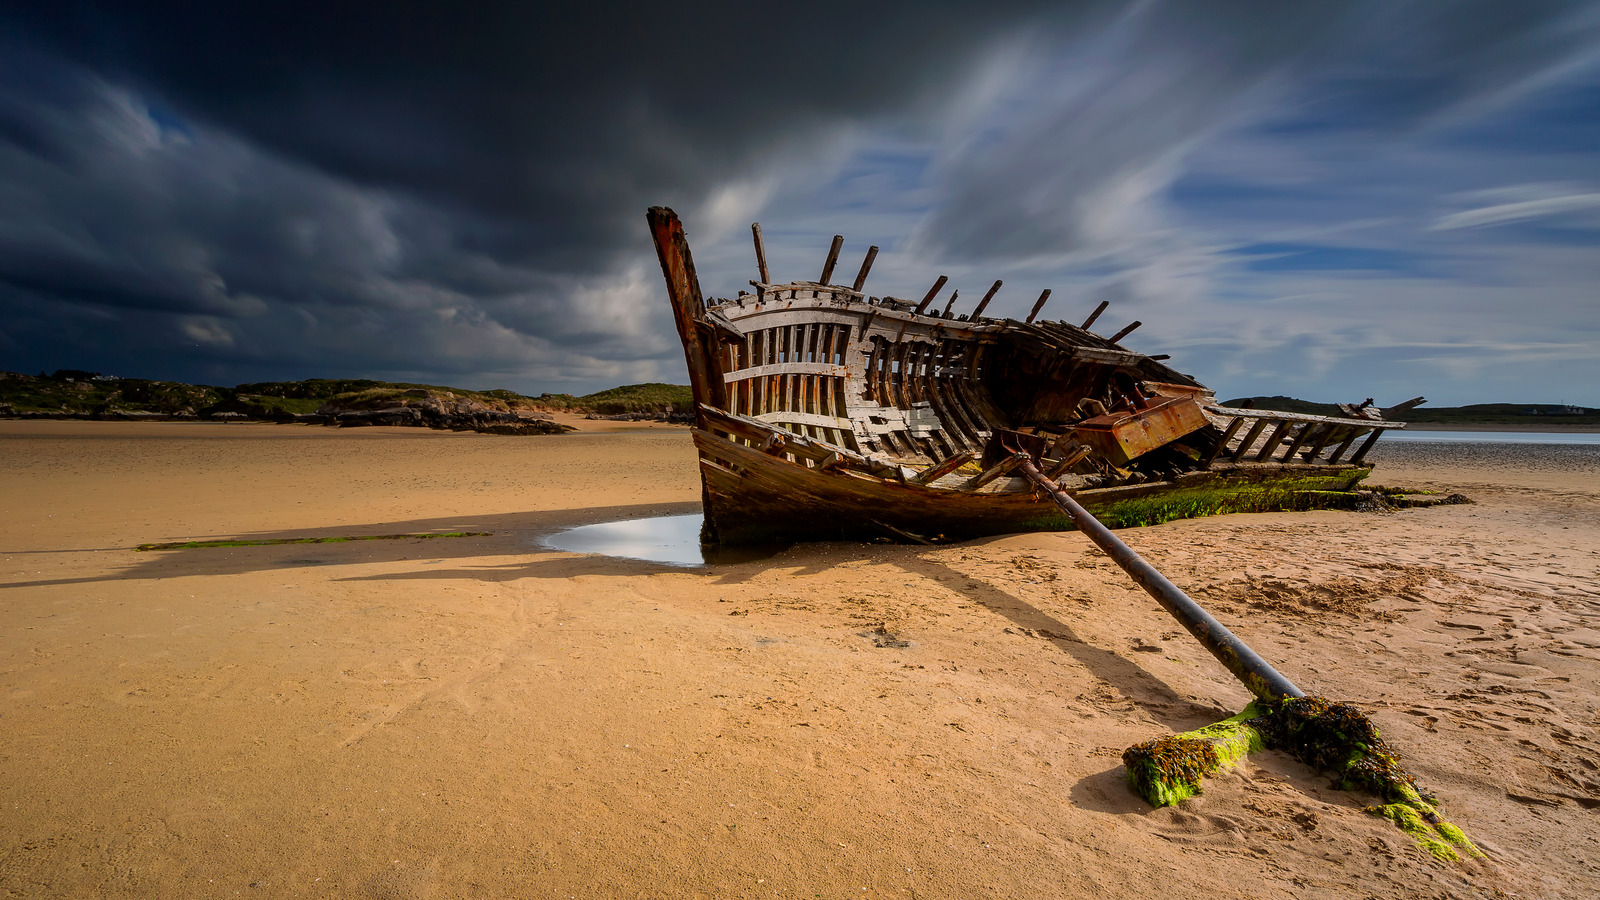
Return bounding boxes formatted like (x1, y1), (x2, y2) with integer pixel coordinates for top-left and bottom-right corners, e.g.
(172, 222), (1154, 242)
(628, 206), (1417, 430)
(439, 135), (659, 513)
(1385, 430), (1600, 445)
(543, 513), (783, 567)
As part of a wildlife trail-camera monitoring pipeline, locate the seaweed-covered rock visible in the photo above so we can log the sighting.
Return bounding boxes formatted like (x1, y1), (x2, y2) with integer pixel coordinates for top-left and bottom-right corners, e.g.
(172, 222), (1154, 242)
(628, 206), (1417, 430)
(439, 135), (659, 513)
(1123, 696), (1484, 861)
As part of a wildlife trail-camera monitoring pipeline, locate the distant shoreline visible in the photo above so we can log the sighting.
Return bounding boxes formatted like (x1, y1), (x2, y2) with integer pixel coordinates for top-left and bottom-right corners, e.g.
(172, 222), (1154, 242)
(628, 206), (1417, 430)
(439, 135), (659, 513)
(1400, 422), (1600, 433)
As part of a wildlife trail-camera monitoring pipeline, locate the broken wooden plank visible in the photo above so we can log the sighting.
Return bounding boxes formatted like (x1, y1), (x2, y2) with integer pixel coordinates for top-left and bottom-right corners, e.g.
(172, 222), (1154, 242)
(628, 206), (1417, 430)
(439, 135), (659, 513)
(963, 454), (1022, 490)
(910, 450), (976, 485)
(1044, 445), (1092, 478)
(752, 222), (771, 284)
(1203, 406), (1405, 429)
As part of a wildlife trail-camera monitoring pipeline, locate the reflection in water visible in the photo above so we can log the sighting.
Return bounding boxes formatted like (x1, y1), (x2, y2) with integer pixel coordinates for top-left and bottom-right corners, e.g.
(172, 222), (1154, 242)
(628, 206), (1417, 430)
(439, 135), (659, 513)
(543, 513), (782, 567)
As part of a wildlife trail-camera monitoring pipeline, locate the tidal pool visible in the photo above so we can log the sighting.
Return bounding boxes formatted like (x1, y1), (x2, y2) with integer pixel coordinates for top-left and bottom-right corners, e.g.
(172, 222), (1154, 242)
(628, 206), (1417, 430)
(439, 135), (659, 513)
(543, 513), (781, 567)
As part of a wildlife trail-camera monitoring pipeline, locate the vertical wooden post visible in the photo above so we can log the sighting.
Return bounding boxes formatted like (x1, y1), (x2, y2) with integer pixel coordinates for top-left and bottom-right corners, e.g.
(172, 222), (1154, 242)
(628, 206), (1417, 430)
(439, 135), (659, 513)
(1081, 300), (1109, 331)
(751, 223), (770, 284)
(647, 207), (727, 427)
(1026, 289), (1052, 323)
(970, 280), (1003, 319)
(941, 290), (960, 318)
(914, 275), (949, 314)
(851, 246), (879, 292)
(819, 235), (844, 285)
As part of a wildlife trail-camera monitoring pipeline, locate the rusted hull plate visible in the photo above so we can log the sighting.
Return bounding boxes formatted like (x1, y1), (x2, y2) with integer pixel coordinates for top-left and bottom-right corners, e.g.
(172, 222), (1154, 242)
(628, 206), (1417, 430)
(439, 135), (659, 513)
(1072, 396), (1209, 466)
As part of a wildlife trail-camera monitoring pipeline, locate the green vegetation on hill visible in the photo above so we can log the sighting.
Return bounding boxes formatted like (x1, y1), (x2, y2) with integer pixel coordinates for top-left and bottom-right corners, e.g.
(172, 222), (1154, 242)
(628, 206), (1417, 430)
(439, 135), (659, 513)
(1224, 396), (1600, 426)
(573, 383), (693, 415)
(1221, 396), (1342, 417)
(0, 371), (695, 420)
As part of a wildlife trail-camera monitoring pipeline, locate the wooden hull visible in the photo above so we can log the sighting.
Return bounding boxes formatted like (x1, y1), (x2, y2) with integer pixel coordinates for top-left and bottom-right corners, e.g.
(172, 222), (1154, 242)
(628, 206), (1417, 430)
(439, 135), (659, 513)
(647, 206), (1407, 546)
(694, 429), (1371, 545)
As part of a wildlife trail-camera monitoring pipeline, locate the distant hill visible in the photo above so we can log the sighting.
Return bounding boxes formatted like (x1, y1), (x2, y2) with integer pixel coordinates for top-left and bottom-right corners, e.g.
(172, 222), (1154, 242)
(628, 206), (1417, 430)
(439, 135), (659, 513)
(0, 371), (694, 422)
(1223, 396), (1600, 426)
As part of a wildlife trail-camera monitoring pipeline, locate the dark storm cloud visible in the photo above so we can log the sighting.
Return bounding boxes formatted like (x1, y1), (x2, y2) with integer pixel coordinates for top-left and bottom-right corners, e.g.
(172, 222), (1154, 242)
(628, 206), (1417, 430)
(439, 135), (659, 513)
(6, 1), (1103, 271)
(1, 0), (1596, 397)
(0, 1), (1113, 386)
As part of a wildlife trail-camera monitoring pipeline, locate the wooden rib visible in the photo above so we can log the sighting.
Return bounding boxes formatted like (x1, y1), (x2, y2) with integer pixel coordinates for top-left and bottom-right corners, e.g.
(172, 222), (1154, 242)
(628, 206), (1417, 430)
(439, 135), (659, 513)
(1230, 418), (1271, 462)
(1348, 429), (1384, 465)
(1282, 422), (1322, 461)
(970, 280), (1003, 319)
(1302, 424), (1340, 462)
(915, 276), (948, 314)
(1254, 421), (1294, 462)
(819, 235), (844, 284)
(1201, 417), (1246, 468)
(1026, 289), (1052, 323)
(864, 336), (883, 403)
(1081, 300), (1110, 330)
(1108, 321), (1142, 344)
(921, 350), (963, 448)
(1325, 431), (1361, 464)
(892, 340), (915, 410)
(851, 246), (879, 292)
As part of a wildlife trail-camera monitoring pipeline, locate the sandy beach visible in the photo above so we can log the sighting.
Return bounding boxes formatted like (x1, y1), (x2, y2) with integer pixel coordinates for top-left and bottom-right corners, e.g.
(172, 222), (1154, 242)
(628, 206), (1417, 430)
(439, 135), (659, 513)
(2, 421), (1597, 898)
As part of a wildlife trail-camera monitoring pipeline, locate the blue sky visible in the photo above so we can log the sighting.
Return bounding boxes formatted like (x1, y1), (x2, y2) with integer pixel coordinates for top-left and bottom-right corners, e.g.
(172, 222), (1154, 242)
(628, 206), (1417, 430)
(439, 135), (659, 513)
(1, 2), (1596, 406)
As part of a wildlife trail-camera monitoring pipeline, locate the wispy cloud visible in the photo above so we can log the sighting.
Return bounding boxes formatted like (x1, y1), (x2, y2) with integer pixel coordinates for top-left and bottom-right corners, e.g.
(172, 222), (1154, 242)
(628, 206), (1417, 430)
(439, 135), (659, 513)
(1431, 188), (1600, 229)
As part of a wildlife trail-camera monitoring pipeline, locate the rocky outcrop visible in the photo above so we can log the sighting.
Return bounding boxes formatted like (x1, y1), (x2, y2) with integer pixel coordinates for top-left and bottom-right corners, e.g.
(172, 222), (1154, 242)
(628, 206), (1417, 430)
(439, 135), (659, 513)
(315, 394), (573, 435)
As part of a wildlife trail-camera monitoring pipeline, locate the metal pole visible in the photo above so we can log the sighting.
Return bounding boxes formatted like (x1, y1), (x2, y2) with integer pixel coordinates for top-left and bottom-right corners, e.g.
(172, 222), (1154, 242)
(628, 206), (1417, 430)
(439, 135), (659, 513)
(1015, 456), (1305, 702)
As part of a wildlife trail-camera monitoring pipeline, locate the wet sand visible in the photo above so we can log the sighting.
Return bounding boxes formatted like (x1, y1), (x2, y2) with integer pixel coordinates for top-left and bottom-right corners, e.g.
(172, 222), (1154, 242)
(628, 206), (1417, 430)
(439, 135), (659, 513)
(2, 421), (1597, 898)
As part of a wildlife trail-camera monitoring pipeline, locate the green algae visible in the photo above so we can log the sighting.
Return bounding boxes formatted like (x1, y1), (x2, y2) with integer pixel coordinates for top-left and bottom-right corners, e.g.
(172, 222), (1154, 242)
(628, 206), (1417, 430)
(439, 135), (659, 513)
(1124, 696), (1484, 861)
(136, 532), (490, 551)
(1123, 703), (1266, 806)
(1083, 471), (1373, 529)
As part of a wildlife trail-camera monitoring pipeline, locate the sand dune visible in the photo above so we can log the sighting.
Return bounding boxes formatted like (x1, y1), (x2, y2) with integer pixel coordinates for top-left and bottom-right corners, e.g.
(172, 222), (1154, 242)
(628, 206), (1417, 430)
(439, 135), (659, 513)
(2, 421), (1596, 898)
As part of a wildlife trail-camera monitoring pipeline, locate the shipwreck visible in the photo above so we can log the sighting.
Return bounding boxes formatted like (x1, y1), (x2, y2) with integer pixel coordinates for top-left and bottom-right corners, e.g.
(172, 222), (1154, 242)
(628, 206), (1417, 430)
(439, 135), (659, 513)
(647, 207), (1419, 547)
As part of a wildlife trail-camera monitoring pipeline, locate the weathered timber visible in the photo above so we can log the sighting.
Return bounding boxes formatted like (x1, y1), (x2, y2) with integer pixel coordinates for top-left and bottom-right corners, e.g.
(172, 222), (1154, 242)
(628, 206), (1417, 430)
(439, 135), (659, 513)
(648, 208), (726, 425)
(911, 450), (976, 485)
(1206, 405), (1407, 429)
(971, 280), (1003, 319)
(963, 454), (1022, 491)
(1081, 300), (1110, 330)
(1026, 289), (1052, 323)
(915, 275), (949, 314)
(1108, 320), (1142, 344)
(852, 246), (879, 292)
(1044, 445), (1092, 478)
(819, 235), (844, 285)
(751, 222), (771, 284)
